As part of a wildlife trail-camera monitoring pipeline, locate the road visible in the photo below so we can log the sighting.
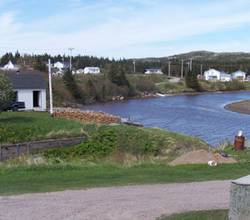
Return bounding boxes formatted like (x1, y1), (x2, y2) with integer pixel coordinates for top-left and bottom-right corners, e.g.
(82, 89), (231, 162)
(0, 180), (231, 220)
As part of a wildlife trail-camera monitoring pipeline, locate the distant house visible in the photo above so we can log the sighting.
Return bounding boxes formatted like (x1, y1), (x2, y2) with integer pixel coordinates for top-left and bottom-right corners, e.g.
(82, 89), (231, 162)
(232, 70), (247, 81)
(144, 68), (163, 74)
(204, 69), (221, 81)
(220, 71), (232, 82)
(83, 67), (100, 74)
(1, 61), (19, 71)
(53, 61), (69, 70)
(6, 71), (46, 111)
(72, 69), (85, 75)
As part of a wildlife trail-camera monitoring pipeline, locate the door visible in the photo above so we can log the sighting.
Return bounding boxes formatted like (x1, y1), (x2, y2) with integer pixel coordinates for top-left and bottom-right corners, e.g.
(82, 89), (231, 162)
(33, 91), (40, 107)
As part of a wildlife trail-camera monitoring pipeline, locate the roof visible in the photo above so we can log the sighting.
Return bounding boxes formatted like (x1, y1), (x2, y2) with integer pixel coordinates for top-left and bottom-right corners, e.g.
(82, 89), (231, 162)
(84, 67), (100, 69)
(145, 68), (162, 71)
(5, 71), (46, 90)
(232, 70), (247, 75)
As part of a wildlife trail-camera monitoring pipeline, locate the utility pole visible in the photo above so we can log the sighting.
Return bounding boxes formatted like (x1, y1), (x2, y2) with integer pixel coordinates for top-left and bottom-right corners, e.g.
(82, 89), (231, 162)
(200, 64), (203, 75)
(133, 60), (136, 73)
(168, 61), (171, 77)
(68, 48), (74, 71)
(189, 58), (193, 71)
(48, 59), (53, 115)
(181, 59), (184, 79)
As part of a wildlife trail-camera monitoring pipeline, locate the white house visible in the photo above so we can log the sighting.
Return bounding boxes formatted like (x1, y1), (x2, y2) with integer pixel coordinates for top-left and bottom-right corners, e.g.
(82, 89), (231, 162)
(7, 71), (46, 111)
(53, 61), (70, 70)
(204, 69), (221, 81)
(72, 69), (84, 75)
(1, 61), (19, 71)
(232, 70), (247, 81)
(220, 72), (232, 82)
(83, 67), (100, 74)
(145, 68), (163, 74)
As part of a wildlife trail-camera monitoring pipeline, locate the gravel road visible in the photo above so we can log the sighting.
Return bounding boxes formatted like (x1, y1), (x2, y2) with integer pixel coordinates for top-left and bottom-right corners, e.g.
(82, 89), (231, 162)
(0, 180), (231, 220)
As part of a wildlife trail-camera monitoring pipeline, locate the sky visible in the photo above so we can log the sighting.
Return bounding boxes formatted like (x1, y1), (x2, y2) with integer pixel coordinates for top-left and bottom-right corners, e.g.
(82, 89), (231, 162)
(1, 0), (250, 58)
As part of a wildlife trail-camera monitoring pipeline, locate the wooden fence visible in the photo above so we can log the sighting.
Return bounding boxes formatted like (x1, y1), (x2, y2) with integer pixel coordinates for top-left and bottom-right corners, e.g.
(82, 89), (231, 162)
(0, 136), (86, 161)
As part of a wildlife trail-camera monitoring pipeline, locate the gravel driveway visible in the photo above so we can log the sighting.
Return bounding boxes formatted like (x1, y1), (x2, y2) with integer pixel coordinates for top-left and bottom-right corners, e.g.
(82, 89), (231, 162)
(0, 180), (231, 220)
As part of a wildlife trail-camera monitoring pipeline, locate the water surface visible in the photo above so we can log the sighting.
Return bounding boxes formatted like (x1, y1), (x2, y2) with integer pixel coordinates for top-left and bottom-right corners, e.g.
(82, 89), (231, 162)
(83, 92), (250, 146)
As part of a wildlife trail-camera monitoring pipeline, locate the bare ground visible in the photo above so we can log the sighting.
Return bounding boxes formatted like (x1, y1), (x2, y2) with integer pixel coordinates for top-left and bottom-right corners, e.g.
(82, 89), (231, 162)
(0, 180), (231, 220)
(169, 149), (237, 166)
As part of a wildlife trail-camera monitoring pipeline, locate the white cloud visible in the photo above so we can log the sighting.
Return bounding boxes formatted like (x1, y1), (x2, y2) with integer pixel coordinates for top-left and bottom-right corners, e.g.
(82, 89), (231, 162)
(1, 0), (250, 57)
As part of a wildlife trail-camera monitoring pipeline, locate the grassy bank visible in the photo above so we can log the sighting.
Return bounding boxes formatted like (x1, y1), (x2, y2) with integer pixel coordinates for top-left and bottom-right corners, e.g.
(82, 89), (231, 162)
(0, 163), (249, 195)
(0, 112), (85, 144)
(0, 112), (208, 163)
(158, 210), (228, 220)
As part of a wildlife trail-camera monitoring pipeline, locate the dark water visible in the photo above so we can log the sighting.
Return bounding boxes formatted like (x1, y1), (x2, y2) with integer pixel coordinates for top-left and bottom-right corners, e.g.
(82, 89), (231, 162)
(83, 92), (250, 146)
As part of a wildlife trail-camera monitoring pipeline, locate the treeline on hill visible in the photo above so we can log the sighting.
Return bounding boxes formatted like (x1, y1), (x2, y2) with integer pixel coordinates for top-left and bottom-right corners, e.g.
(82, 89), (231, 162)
(2, 51), (250, 77)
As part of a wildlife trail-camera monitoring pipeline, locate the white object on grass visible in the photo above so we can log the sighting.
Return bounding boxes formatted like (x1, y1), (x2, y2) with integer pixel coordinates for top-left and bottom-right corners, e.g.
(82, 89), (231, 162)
(208, 160), (217, 166)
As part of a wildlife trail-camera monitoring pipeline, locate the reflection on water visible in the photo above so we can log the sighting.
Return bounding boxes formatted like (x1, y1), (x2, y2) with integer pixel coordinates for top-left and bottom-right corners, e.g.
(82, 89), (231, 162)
(83, 92), (250, 146)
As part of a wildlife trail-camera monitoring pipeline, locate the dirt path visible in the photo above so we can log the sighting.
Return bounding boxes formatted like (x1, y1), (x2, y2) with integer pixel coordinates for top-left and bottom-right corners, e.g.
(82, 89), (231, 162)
(0, 180), (231, 220)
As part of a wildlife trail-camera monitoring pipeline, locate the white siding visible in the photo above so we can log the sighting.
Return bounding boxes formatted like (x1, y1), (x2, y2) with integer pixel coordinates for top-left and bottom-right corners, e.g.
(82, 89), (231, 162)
(15, 89), (46, 111)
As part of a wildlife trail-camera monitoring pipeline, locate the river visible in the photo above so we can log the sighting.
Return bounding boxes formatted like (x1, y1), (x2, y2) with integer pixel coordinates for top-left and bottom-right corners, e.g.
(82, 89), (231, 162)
(83, 91), (250, 146)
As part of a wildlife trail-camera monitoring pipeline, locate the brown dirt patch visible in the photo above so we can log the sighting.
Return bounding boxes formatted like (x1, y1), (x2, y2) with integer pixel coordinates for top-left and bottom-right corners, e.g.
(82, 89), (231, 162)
(169, 149), (237, 166)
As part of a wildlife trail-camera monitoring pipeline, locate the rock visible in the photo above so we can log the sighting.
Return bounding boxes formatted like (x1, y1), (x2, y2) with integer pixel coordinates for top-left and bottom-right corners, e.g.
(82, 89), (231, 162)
(229, 175), (250, 220)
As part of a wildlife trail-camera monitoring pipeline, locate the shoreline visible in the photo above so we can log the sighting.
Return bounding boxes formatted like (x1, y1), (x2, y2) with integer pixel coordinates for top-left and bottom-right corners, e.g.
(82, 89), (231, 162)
(224, 100), (250, 115)
(80, 90), (250, 107)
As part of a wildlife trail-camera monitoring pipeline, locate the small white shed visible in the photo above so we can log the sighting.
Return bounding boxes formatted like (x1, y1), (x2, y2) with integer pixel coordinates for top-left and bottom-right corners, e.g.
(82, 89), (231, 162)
(7, 71), (47, 111)
(232, 70), (247, 81)
(145, 68), (163, 74)
(220, 72), (232, 82)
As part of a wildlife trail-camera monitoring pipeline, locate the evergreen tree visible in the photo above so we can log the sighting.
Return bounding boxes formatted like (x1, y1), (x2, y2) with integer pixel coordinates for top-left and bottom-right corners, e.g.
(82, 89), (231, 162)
(63, 69), (85, 102)
(185, 71), (201, 91)
(107, 63), (130, 87)
(0, 74), (14, 112)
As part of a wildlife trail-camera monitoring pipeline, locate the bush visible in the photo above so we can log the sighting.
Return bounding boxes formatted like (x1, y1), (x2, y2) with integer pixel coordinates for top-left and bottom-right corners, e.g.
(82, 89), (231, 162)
(185, 71), (201, 91)
(224, 80), (246, 91)
(0, 74), (14, 112)
(43, 128), (118, 159)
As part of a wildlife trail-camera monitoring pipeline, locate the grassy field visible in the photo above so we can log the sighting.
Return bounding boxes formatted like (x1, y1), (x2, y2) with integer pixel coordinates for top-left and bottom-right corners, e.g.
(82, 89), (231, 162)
(158, 210), (228, 220)
(0, 112), (86, 144)
(0, 163), (249, 195)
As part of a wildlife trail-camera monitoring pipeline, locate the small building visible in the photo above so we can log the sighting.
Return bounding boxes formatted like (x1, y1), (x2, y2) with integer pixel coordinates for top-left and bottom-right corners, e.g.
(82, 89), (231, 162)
(6, 71), (46, 111)
(72, 69), (84, 75)
(232, 70), (247, 81)
(144, 68), (163, 74)
(220, 71), (232, 82)
(53, 61), (69, 70)
(204, 69), (221, 81)
(83, 67), (100, 74)
(1, 61), (19, 71)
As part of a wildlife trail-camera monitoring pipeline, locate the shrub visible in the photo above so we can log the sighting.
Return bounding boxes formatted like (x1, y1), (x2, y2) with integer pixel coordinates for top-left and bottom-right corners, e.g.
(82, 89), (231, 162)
(0, 74), (14, 112)
(185, 71), (201, 91)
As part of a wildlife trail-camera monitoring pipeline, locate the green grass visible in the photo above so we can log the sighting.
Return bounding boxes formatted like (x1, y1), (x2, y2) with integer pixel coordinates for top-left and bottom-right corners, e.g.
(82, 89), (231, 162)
(158, 210), (228, 220)
(223, 146), (250, 163)
(0, 112), (86, 144)
(42, 124), (208, 163)
(0, 112), (208, 163)
(0, 163), (249, 195)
